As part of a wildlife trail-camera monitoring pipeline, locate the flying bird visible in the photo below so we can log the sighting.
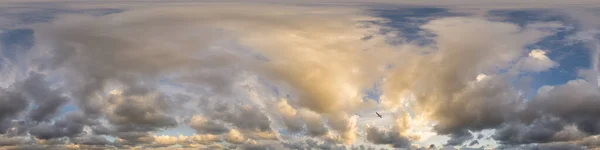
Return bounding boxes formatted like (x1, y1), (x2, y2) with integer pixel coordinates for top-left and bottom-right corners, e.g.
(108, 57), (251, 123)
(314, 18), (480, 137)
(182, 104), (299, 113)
(375, 112), (382, 118)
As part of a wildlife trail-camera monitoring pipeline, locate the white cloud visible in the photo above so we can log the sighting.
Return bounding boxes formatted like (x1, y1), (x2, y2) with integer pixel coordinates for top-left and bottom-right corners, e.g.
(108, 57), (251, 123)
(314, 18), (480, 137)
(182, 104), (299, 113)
(517, 49), (558, 72)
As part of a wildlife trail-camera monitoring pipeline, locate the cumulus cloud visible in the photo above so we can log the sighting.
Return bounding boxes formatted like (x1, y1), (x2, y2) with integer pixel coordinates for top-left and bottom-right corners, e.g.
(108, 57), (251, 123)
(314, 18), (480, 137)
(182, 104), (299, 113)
(240, 140), (288, 150)
(105, 89), (177, 130)
(363, 115), (419, 149)
(188, 134), (220, 145)
(0, 87), (27, 134)
(0, 136), (26, 146)
(277, 99), (304, 132)
(226, 129), (246, 144)
(491, 79), (600, 146)
(517, 49), (559, 72)
(23, 72), (70, 122)
(27, 5), (392, 147)
(299, 108), (329, 137)
(365, 125), (411, 148)
(29, 112), (93, 140)
(189, 115), (229, 134)
(71, 135), (110, 146)
(380, 16), (564, 145)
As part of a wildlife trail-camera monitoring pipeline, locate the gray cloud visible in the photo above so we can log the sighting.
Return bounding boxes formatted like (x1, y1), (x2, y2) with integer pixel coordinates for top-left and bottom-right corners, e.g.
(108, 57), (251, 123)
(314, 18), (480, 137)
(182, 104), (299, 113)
(300, 109), (329, 137)
(282, 138), (352, 150)
(23, 72), (69, 122)
(189, 115), (229, 134)
(350, 145), (379, 150)
(241, 141), (288, 150)
(105, 88), (177, 130)
(277, 99), (304, 133)
(497, 142), (586, 150)
(29, 112), (93, 140)
(522, 80), (600, 133)
(225, 106), (272, 132)
(0, 136), (26, 146)
(493, 117), (565, 145)
(0, 87), (28, 134)
(468, 140), (479, 146)
(445, 130), (472, 146)
(491, 79), (600, 146)
(202, 103), (272, 133)
(365, 126), (411, 148)
(113, 131), (154, 145)
(71, 135), (111, 146)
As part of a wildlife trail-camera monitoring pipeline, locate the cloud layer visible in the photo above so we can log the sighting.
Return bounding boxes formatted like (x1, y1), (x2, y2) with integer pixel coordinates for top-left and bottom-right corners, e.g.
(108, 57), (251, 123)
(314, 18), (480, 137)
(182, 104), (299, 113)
(0, 1), (598, 150)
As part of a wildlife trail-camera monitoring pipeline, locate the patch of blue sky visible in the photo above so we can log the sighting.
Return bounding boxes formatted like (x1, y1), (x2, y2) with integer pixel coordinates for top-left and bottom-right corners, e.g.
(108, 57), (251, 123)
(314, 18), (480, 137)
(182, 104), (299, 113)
(0, 28), (34, 71)
(370, 7), (464, 46)
(362, 80), (382, 103)
(159, 77), (185, 89)
(156, 124), (196, 136)
(103, 135), (116, 143)
(0, 8), (121, 69)
(359, 8), (465, 104)
(487, 9), (573, 27)
(57, 103), (78, 116)
(0, 28), (33, 60)
(367, 8), (594, 101)
(0, 7), (122, 28)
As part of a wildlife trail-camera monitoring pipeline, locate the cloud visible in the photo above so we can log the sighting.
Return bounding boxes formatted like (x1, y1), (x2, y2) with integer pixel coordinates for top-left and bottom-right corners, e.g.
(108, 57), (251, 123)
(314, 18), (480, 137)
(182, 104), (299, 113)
(240, 140), (288, 150)
(0, 87), (27, 134)
(365, 125), (411, 148)
(25, 5), (396, 147)
(498, 142), (586, 150)
(493, 118), (563, 145)
(222, 105), (272, 133)
(247, 131), (278, 141)
(113, 131), (154, 145)
(517, 49), (559, 72)
(29, 112), (92, 140)
(0, 136), (26, 146)
(226, 129), (246, 144)
(445, 130), (472, 146)
(0, 1), (599, 149)
(277, 99), (304, 132)
(0, 2), (402, 148)
(299, 109), (329, 137)
(188, 134), (220, 145)
(380, 16), (564, 145)
(23, 72), (70, 122)
(189, 115), (229, 135)
(524, 79), (600, 124)
(71, 135), (110, 146)
(468, 140), (479, 146)
(151, 135), (182, 147)
(104, 88), (178, 134)
(490, 79), (600, 146)
(324, 113), (359, 144)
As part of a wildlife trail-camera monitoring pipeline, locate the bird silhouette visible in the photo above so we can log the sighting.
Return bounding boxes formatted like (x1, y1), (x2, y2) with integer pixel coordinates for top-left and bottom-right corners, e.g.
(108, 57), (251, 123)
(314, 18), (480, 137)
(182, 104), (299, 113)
(375, 112), (382, 118)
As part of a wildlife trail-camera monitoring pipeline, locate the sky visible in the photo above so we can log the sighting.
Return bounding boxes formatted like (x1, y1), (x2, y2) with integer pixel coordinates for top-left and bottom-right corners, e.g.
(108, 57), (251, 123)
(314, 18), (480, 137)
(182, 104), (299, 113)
(0, 0), (600, 150)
